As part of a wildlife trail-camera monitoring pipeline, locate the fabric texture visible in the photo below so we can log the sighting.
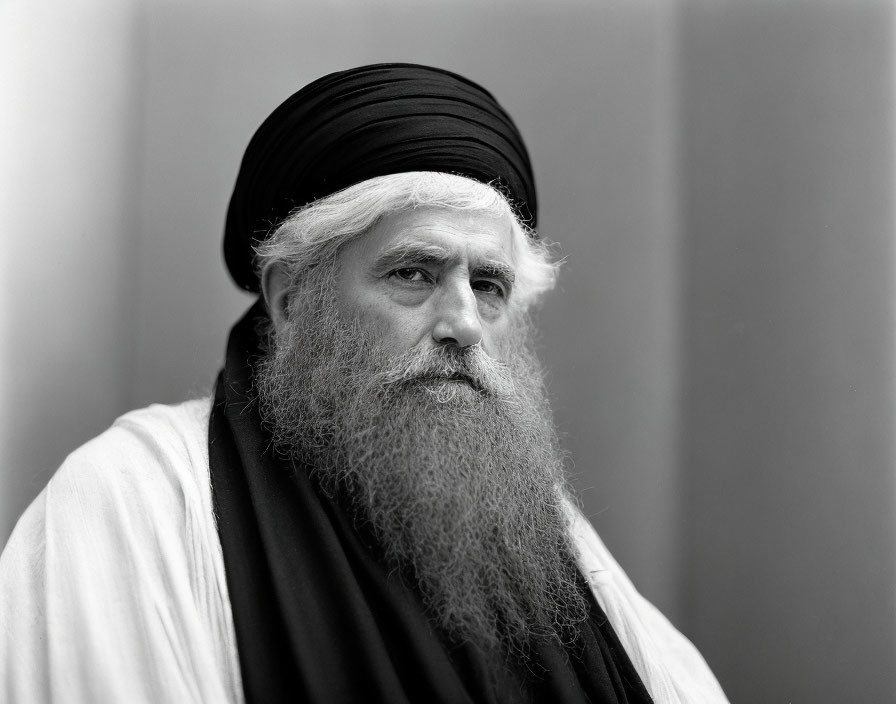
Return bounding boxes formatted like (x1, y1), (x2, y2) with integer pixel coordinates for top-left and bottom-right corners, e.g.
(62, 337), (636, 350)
(224, 63), (537, 292)
(0, 402), (729, 703)
(208, 301), (654, 704)
(0, 399), (243, 704)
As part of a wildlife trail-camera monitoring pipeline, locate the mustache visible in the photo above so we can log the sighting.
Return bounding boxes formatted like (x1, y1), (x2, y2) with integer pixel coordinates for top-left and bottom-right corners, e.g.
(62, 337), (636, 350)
(373, 344), (516, 397)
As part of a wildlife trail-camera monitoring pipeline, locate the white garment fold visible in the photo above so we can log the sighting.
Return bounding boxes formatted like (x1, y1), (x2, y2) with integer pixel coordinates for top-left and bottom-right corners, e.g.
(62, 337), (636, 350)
(1, 399), (727, 703)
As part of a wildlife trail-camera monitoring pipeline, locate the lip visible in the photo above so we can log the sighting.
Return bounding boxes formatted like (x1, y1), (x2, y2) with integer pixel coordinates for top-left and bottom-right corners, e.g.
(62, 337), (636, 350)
(418, 373), (479, 389)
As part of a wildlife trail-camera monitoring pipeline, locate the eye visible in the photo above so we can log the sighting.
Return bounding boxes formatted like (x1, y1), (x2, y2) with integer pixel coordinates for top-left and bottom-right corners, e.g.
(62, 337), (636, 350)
(390, 268), (431, 284)
(472, 279), (506, 297)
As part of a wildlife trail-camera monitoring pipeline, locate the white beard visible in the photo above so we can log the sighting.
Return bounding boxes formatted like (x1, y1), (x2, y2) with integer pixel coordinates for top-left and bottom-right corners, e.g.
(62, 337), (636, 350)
(255, 278), (588, 656)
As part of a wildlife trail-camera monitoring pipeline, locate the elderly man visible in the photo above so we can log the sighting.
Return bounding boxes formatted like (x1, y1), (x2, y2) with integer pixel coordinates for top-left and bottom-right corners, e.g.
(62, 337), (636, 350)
(1, 64), (727, 703)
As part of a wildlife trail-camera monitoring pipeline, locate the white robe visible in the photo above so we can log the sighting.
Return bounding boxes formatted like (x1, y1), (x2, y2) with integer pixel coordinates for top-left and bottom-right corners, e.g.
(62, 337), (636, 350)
(0, 399), (728, 703)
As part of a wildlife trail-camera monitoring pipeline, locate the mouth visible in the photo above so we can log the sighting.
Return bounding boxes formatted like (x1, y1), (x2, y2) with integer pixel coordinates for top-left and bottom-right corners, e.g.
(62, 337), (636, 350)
(417, 373), (481, 391)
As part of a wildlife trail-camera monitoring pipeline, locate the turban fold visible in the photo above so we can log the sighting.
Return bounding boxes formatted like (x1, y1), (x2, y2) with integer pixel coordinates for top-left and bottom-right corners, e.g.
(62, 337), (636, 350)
(223, 63), (537, 292)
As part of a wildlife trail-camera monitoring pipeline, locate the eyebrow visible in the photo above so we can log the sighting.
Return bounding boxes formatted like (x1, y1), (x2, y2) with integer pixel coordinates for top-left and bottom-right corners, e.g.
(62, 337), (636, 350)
(373, 241), (516, 285)
(472, 262), (516, 285)
(373, 242), (453, 271)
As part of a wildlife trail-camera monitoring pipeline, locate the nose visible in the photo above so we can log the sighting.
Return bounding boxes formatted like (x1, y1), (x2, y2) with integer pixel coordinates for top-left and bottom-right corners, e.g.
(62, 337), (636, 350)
(431, 280), (483, 348)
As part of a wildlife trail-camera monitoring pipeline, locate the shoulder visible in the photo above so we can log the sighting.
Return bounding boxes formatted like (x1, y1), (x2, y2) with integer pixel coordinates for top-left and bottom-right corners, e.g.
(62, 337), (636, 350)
(564, 499), (730, 703)
(5, 398), (213, 548)
(56, 398), (212, 494)
(0, 398), (243, 703)
(34, 399), (213, 546)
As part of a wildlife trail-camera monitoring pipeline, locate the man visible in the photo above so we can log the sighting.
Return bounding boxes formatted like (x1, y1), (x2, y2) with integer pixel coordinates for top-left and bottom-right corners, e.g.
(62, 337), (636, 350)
(1, 64), (727, 703)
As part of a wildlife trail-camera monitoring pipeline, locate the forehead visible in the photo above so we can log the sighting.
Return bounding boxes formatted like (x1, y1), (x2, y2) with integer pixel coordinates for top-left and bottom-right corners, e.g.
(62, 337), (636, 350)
(348, 206), (518, 266)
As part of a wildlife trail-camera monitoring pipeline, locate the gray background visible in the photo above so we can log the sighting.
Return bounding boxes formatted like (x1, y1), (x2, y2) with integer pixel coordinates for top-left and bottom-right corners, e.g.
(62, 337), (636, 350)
(2, 0), (893, 700)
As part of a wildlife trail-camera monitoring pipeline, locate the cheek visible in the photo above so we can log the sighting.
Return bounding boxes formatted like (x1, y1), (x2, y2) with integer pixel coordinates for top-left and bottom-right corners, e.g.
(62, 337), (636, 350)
(485, 310), (527, 360)
(350, 298), (428, 352)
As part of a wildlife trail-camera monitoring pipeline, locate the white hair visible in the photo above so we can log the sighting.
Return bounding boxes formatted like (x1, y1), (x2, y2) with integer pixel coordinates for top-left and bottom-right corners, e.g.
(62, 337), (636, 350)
(254, 172), (559, 309)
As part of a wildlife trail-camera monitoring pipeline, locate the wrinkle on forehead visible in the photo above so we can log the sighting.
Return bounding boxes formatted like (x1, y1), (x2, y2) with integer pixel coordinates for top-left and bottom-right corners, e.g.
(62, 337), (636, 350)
(366, 207), (518, 267)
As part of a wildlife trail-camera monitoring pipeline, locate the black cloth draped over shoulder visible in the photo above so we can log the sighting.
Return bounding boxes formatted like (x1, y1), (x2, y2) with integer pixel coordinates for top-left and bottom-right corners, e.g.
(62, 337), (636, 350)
(208, 300), (654, 704)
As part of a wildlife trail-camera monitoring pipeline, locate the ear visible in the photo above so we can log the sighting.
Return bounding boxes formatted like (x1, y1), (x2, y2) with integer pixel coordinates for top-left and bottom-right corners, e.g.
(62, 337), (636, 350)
(260, 262), (293, 332)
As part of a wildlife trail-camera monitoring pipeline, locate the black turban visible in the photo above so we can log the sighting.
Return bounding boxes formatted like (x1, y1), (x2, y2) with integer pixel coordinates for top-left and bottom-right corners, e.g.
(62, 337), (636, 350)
(223, 63), (537, 292)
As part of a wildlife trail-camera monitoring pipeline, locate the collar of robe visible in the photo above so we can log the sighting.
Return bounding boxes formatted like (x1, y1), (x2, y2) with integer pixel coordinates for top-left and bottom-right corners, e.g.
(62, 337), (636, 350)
(208, 299), (654, 704)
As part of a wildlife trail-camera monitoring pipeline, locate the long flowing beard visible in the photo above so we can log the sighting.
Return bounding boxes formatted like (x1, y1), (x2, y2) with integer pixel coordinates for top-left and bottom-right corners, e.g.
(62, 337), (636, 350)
(255, 282), (589, 656)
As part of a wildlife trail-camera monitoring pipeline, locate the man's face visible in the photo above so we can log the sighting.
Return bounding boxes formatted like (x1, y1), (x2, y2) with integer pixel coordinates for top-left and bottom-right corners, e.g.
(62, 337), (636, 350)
(334, 207), (519, 359)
